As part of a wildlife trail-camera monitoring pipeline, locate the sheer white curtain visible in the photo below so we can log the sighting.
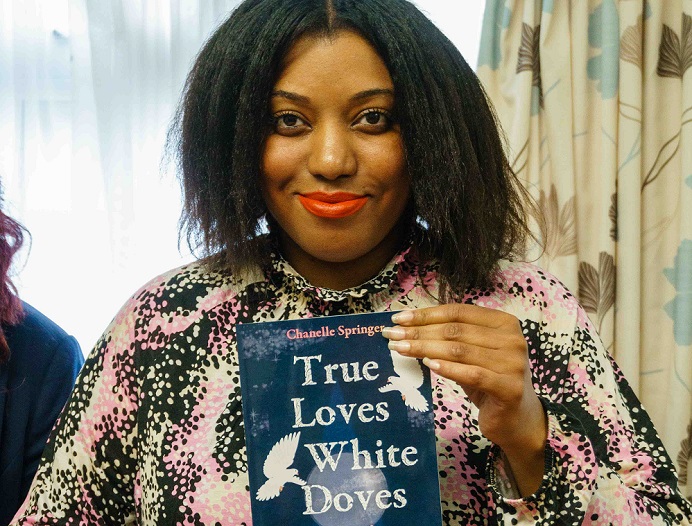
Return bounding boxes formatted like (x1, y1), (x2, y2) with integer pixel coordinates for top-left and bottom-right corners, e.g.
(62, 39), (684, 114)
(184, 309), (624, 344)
(0, 0), (484, 354)
(0, 0), (239, 351)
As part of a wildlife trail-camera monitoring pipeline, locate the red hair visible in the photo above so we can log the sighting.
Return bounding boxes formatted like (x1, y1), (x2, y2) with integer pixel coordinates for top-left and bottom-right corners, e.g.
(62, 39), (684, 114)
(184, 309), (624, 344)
(0, 197), (25, 365)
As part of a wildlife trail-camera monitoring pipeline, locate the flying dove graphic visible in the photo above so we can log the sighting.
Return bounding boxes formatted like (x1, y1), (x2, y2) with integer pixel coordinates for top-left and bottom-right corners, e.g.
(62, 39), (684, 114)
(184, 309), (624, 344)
(256, 431), (306, 501)
(379, 351), (429, 411)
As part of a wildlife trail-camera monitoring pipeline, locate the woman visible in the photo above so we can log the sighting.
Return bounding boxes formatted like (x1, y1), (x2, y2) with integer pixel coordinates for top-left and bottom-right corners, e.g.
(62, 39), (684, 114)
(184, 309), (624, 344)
(12, 0), (692, 524)
(0, 190), (83, 526)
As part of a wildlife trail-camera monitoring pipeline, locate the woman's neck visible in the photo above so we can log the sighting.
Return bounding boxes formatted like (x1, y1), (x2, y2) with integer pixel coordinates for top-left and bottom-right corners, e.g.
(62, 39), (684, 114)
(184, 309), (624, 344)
(276, 226), (410, 291)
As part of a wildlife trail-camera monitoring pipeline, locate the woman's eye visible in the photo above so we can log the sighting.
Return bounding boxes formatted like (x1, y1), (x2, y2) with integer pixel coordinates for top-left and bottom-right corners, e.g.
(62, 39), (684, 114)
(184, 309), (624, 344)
(273, 113), (306, 132)
(354, 110), (393, 131)
(365, 112), (382, 124)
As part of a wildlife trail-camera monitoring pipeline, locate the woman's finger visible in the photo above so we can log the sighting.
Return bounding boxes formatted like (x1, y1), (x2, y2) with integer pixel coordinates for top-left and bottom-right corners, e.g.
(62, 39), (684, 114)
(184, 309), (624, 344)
(382, 322), (520, 350)
(387, 338), (521, 374)
(391, 303), (514, 329)
(423, 359), (523, 406)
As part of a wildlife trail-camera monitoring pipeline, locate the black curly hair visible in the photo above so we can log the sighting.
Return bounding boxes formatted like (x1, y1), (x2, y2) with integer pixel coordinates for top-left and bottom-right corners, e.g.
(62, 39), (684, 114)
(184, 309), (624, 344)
(168, 0), (534, 297)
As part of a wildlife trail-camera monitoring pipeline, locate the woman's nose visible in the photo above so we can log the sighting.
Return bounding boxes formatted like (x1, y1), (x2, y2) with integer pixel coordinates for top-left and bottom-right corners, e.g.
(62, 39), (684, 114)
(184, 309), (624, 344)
(307, 124), (357, 180)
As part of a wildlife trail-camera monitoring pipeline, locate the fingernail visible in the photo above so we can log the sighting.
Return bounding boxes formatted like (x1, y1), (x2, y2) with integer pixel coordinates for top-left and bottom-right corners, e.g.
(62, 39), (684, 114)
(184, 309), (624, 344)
(382, 326), (406, 339)
(387, 340), (411, 353)
(423, 357), (441, 371)
(391, 310), (413, 324)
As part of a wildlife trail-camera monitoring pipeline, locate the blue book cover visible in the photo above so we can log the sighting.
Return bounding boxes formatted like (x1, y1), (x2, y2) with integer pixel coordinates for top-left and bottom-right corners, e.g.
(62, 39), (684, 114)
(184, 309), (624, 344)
(236, 311), (442, 526)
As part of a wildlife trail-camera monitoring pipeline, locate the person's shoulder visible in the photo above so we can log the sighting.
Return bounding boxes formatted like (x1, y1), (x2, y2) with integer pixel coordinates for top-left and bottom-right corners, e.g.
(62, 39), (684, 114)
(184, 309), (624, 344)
(468, 260), (582, 323)
(94, 258), (266, 357)
(4, 302), (82, 367)
(110, 258), (263, 328)
(131, 258), (260, 302)
(14, 301), (71, 340)
(495, 260), (575, 298)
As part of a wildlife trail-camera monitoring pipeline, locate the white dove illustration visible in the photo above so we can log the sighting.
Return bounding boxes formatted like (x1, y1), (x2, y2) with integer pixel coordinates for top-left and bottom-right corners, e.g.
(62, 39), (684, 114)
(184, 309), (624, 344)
(256, 431), (306, 501)
(379, 351), (429, 411)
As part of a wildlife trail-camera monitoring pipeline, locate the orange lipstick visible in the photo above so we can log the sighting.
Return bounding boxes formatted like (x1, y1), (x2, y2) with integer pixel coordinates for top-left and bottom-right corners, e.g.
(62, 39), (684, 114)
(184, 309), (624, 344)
(298, 192), (368, 219)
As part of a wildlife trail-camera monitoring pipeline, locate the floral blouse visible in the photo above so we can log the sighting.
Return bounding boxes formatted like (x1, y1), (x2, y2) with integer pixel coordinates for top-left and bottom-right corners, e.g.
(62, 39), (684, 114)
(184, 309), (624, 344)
(11, 238), (692, 525)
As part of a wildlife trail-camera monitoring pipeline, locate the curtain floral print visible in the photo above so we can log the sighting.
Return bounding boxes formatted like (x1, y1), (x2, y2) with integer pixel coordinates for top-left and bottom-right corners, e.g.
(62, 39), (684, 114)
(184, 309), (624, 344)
(477, 0), (692, 496)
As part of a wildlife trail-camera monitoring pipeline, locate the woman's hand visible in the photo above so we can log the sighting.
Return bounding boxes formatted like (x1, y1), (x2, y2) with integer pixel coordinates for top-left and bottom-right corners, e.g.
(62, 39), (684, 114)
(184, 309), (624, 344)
(382, 304), (547, 496)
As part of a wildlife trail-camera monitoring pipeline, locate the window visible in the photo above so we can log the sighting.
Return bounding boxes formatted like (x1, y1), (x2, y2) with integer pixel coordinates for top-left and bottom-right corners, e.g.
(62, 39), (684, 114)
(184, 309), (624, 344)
(0, 0), (486, 353)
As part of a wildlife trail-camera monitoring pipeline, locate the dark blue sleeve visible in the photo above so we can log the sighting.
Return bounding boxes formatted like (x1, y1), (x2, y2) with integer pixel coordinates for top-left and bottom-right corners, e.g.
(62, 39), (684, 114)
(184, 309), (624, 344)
(20, 335), (84, 506)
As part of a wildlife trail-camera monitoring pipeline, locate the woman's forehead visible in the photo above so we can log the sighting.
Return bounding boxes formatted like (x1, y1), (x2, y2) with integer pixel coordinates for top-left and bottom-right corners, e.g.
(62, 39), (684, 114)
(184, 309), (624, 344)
(273, 30), (394, 95)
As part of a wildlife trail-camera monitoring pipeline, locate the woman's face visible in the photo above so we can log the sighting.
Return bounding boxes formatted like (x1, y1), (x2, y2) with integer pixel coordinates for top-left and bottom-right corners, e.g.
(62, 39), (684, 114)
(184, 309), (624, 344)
(261, 30), (410, 290)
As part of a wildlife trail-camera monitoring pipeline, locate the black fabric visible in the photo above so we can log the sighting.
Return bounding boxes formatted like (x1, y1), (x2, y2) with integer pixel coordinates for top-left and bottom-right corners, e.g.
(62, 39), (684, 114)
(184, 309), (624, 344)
(0, 302), (83, 526)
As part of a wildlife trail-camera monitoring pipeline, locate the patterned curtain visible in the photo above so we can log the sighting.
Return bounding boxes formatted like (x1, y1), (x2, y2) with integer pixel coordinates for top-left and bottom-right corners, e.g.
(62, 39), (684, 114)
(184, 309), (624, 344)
(477, 0), (692, 496)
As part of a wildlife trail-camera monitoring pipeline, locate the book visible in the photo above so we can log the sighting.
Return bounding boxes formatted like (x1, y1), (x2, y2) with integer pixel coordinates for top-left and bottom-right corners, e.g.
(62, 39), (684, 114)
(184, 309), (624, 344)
(236, 311), (442, 526)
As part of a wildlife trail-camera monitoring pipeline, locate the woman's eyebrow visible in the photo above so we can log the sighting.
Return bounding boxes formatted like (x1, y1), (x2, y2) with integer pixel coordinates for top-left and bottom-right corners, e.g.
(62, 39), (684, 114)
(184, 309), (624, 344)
(349, 88), (395, 102)
(271, 90), (310, 103)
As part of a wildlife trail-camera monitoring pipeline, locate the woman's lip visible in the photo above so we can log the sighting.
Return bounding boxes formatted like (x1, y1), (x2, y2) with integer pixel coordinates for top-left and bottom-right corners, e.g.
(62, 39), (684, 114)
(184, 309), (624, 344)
(301, 191), (365, 203)
(298, 193), (368, 218)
